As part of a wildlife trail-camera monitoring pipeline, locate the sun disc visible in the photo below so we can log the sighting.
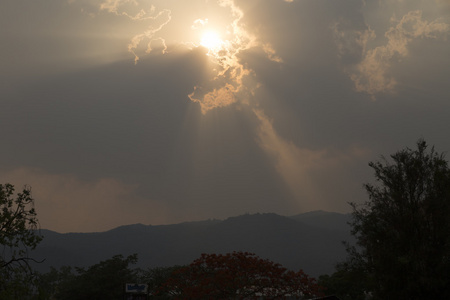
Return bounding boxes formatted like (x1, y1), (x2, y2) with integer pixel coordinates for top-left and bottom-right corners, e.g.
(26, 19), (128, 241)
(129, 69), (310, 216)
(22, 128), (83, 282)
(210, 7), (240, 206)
(200, 31), (223, 50)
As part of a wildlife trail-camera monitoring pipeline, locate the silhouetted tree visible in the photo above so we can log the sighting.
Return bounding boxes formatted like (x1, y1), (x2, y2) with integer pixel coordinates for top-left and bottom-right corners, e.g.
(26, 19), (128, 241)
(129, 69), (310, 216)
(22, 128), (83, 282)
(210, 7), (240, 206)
(158, 251), (323, 299)
(345, 139), (450, 299)
(142, 265), (184, 299)
(32, 266), (73, 300)
(318, 264), (367, 300)
(55, 254), (139, 300)
(0, 183), (42, 298)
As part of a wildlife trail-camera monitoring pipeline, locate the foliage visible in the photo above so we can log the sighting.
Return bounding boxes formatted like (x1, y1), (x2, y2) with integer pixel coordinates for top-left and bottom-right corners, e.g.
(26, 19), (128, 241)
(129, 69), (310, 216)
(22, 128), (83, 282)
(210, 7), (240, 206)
(142, 265), (184, 299)
(53, 254), (140, 300)
(318, 263), (367, 300)
(0, 183), (42, 297)
(32, 266), (73, 300)
(158, 251), (323, 299)
(346, 139), (450, 299)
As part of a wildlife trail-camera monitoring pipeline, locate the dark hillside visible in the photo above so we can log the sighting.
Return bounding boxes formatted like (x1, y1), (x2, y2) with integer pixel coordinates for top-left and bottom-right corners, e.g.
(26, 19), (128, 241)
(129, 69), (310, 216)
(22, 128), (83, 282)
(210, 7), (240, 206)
(32, 211), (351, 277)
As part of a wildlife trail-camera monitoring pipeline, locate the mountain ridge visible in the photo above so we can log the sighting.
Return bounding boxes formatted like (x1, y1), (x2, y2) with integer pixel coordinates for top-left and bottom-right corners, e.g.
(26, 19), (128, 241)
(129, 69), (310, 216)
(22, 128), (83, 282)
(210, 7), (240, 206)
(32, 211), (353, 277)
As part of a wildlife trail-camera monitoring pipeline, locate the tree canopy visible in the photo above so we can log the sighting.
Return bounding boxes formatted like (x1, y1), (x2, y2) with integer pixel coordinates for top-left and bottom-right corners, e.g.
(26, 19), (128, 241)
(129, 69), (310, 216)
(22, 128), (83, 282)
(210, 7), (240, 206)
(157, 251), (323, 299)
(54, 254), (140, 300)
(345, 139), (450, 299)
(0, 183), (42, 297)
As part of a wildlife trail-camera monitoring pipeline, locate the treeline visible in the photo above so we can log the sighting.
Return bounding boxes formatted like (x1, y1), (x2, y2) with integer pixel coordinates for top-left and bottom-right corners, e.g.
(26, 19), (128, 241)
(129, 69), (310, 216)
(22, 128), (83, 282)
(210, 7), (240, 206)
(32, 251), (323, 299)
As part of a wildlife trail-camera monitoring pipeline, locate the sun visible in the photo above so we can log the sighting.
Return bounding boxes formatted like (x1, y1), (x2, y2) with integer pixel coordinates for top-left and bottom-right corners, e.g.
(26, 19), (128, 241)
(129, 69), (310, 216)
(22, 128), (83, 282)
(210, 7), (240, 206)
(200, 30), (223, 51)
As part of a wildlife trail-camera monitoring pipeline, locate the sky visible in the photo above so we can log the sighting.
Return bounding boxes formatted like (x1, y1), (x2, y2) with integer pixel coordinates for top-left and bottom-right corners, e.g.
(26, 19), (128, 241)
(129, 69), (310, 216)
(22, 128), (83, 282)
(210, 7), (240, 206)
(1, 0), (449, 233)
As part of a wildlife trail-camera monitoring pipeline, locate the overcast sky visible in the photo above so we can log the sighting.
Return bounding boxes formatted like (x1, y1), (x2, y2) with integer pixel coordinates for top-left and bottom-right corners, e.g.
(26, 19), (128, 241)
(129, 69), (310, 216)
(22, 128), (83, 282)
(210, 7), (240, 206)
(1, 0), (449, 232)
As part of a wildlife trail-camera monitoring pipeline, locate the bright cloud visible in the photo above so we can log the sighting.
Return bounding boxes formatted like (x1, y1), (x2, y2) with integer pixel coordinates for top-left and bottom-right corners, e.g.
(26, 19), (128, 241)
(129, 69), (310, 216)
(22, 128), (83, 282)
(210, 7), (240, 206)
(90, 0), (281, 113)
(339, 10), (449, 97)
(126, 8), (172, 63)
(99, 0), (154, 20)
(192, 18), (208, 30)
(187, 0), (256, 113)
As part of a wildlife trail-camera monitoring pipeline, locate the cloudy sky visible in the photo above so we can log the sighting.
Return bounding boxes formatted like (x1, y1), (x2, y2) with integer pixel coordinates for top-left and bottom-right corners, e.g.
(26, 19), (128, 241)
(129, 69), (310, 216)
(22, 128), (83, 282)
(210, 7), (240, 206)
(1, 0), (449, 232)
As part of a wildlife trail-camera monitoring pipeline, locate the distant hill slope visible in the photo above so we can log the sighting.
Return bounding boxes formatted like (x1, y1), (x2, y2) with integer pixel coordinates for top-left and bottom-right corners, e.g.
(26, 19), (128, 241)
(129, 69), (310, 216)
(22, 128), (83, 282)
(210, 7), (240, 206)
(31, 211), (353, 277)
(289, 210), (352, 232)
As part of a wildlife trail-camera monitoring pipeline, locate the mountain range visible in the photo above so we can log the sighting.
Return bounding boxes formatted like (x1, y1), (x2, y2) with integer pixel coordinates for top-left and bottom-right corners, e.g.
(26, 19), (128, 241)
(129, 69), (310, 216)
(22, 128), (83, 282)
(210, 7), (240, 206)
(31, 211), (353, 277)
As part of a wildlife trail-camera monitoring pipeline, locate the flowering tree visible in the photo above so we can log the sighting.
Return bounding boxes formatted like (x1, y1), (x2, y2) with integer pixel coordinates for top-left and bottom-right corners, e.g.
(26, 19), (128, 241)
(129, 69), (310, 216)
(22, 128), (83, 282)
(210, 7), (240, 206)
(158, 251), (323, 299)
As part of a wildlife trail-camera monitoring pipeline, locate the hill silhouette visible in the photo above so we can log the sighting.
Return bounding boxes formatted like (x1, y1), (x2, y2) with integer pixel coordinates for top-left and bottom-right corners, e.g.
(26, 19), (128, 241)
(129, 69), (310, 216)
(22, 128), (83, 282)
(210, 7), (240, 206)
(32, 211), (352, 277)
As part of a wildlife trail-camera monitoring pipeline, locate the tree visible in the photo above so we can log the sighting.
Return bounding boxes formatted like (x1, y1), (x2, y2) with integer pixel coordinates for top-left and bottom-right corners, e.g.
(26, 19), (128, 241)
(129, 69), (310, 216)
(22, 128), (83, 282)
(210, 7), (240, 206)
(54, 254), (140, 300)
(158, 251), (323, 299)
(0, 183), (42, 297)
(33, 266), (69, 300)
(142, 265), (184, 299)
(346, 139), (450, 299)
(318, 264), (368, 300)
